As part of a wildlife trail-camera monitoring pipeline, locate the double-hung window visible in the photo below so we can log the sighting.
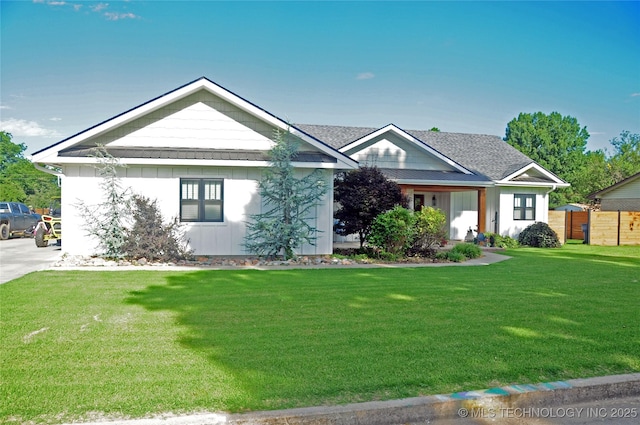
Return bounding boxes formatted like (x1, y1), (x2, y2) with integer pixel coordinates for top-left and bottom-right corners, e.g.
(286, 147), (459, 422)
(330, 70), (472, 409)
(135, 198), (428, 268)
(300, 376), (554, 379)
(513, 194), (535, 220)
(180, 178), (223, 222)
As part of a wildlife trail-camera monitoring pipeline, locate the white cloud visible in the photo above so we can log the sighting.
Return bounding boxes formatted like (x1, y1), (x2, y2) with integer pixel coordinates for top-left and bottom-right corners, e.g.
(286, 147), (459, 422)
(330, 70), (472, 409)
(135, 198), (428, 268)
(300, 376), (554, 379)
(0, 105), (12, 110)
(33, 0), (140, 19)
(104, 12), (138, 21)
(0, 118), (61, 138)
(356, 72), (375, 80)
(91, 3), (109, 13)
(631, 93), (640, 97)
(49, 117), (62, 121)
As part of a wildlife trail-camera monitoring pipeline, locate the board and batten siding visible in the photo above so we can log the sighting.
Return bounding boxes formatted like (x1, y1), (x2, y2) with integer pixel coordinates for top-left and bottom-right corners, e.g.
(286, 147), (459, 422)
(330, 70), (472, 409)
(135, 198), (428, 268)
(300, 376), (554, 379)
(498, 187), (549, 238)
(87, 90), (282, 151)
(60, 165), (335, 257)
(449, 191), (478, 240)
(346, 133), (458, 171)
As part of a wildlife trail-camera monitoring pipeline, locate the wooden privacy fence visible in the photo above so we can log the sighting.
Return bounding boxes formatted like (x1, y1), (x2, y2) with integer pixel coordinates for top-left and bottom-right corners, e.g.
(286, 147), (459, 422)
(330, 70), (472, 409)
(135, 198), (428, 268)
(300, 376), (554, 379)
(548, 210), (640, 246)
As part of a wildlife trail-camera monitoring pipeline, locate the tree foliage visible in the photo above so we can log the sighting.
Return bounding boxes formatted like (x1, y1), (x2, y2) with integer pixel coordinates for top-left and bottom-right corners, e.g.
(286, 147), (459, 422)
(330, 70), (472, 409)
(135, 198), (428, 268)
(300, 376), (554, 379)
(75, 147), (131, 259)
(504, 112), (589, 206)
(333, 166), (407, 248)
(607, 131), (640, 183)
(244, 129), (328, 259)
(0, 131), (60, 205)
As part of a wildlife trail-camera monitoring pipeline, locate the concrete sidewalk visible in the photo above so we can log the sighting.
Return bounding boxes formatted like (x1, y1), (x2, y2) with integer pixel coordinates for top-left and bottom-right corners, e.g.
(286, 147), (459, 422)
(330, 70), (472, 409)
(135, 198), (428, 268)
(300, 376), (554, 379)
(62, 373), (640, 425)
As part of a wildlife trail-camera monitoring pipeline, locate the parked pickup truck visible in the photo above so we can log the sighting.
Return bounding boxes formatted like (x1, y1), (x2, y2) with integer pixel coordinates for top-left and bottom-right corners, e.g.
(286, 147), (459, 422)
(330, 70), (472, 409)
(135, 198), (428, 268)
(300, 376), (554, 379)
(0, 202), (41, 240)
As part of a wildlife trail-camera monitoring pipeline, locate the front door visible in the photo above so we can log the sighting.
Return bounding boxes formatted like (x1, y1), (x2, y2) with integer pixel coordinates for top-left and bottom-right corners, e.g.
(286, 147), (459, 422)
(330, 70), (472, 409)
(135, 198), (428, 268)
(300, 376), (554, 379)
(413, 195), (424, 212)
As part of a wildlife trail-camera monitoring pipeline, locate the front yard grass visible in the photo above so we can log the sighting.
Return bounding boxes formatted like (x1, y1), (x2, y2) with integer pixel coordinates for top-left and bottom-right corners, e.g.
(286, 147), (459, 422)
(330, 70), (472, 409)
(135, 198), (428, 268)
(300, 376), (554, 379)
(1, 243), (639, 423)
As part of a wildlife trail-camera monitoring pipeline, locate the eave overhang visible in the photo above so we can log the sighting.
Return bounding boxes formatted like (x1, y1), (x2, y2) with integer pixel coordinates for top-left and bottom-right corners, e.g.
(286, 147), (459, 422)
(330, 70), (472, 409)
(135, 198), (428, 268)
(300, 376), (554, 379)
(339, 124), (473, 175)
(31, 77), (359, 171)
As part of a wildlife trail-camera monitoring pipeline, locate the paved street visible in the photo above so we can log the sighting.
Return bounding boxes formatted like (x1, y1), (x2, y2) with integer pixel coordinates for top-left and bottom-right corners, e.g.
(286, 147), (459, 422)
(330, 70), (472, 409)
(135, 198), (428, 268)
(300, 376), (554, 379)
(0, 237), (62, 284)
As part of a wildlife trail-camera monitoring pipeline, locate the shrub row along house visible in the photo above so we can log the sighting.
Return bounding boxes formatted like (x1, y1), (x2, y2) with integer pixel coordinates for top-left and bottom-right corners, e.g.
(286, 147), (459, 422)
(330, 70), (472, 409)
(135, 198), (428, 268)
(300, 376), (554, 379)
(32, 77), (568, 257)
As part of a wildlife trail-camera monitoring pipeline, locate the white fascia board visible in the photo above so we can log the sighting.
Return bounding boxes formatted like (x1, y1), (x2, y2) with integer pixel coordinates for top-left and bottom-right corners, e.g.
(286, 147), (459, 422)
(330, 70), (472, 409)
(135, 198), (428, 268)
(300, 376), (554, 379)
(32, 78), (359, 170)
(288, 127), (359, 169)
(339, 124), (472, 175)
(495, 181), (570, 188)
(32, 82), (207, 162)
(188, 83), (358, 168)
(500, 163), (567, 185)
(31, 150), (61, 165)
(393, 179), (494, 187)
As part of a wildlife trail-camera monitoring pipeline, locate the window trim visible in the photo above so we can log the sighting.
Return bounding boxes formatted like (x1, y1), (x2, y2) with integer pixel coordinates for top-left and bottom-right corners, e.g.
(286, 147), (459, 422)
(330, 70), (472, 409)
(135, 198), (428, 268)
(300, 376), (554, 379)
(180, 178), (224, 223)
(513, 194), (536, 221)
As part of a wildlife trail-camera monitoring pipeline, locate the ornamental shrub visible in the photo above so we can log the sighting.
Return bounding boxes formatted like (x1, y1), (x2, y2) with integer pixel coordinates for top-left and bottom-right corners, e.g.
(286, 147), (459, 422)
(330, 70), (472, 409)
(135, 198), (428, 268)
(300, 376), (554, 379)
(413, 206), (448, 251)
(123, 195), (193, 262)
(449, 243), (482, 259)
(368, 206), (416, 256)
(518, 222), (561, 248)
(484, 232), (519, 248)
(446, 251), (466, 262)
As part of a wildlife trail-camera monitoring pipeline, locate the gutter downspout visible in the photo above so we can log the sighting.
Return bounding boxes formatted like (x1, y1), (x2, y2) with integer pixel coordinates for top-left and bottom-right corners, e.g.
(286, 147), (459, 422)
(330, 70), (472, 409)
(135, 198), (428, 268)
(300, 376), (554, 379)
(33, 163), (63, 187)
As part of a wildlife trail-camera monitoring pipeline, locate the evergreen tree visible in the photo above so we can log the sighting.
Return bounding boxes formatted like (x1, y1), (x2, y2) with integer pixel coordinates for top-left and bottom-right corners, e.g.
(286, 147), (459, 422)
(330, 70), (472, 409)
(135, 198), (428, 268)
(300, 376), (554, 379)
(75, 146), (131, 259)
(244, 129), (328, 259)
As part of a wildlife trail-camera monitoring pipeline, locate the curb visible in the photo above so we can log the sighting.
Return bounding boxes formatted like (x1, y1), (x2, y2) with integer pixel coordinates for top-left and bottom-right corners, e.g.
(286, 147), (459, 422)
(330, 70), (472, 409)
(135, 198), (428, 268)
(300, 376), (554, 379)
(64, 373), (639, 425)
(227, 373), (640, 424)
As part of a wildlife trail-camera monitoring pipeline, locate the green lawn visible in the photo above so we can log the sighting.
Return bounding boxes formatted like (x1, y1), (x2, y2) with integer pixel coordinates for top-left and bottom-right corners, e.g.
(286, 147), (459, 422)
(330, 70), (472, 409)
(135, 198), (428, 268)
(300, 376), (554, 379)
(2, 243), (639, 423)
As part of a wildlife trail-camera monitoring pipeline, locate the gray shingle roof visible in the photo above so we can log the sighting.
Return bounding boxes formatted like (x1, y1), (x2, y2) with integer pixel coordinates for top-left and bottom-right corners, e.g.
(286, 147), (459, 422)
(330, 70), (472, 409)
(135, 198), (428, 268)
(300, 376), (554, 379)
(378, 168), (490, 183)
(295, 124), (538, 181)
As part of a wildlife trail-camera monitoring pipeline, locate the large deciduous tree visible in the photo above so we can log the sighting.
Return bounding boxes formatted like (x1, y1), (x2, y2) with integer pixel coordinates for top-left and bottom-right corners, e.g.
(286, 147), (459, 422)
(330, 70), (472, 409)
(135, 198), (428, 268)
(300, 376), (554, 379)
(244, 128), (328, 260)
(0, 131), (60, 205)
(607, 131), (640, 183)
(334, 166), (407, 248)
(504, 112), (589, 206)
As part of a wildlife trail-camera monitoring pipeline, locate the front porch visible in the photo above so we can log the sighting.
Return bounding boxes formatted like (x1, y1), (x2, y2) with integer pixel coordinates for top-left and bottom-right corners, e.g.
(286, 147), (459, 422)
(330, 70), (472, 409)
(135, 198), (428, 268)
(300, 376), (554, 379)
(400, 185), (488, 239)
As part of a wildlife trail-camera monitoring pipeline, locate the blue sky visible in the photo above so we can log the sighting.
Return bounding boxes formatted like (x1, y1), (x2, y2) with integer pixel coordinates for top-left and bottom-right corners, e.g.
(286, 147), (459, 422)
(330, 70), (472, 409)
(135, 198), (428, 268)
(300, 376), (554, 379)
(1, 0), (639, 156)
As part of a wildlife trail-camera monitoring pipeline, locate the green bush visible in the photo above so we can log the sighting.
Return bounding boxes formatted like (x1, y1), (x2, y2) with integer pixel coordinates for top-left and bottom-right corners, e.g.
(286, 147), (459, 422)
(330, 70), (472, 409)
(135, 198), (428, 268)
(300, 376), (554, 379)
(435, 251), (449, 261)
(518, 222), (561, 248)
(123, 195), (193, 262)
(450, 243), (482, 259)
(446, 251), (466, 262)
(413, 206), (447, 251)
(484, 232), (519, 248)
(369, 206), (416, 255)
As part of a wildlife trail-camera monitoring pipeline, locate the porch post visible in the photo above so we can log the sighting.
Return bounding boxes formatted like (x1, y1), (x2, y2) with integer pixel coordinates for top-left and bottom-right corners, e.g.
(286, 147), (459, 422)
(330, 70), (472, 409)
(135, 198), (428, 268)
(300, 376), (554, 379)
(477, 188), (486, 233)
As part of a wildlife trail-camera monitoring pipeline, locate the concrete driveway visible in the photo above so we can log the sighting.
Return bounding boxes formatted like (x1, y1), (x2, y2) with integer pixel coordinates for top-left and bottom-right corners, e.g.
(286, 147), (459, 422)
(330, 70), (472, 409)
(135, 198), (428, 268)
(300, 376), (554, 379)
(0, 237), (62, 284)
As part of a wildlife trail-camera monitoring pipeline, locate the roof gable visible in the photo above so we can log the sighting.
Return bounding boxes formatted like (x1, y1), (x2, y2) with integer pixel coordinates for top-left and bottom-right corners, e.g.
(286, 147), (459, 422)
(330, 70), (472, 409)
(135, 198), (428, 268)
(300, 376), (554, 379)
(497, 163), (568, 187)
(32, 77), (358, 169)
(339, 124), (472, 174)
(588, 172), (640, 199)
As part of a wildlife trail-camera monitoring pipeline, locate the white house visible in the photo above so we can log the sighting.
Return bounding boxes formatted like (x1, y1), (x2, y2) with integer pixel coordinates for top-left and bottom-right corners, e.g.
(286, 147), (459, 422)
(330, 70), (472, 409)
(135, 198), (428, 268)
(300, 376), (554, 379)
(31, 78), (358, 256)
(296, 123), (569, 240)
(32, 77), (568, 256)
